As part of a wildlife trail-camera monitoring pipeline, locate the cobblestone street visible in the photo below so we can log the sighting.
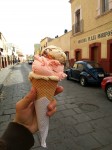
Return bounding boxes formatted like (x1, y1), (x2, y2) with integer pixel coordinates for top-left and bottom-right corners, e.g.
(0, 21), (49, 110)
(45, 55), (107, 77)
(0, 63), (112, 150)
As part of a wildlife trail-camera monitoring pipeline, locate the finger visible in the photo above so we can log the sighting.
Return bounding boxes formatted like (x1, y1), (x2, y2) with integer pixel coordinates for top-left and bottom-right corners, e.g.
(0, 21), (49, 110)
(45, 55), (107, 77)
(47, 99), (57, 111)
(16, 87), (37, 110)
(54, 86), (63, 96)
(28, 101), (35, 110)
(46, 107), (57, 116)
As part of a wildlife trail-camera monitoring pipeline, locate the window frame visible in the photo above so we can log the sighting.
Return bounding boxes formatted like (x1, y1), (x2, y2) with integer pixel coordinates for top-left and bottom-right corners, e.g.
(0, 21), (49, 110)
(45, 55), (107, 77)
(97, 0), (111, 16)
(73, 5), (83, 34)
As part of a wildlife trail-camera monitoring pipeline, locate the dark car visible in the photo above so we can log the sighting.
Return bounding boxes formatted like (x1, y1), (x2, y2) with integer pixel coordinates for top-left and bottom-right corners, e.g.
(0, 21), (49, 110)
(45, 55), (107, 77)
(28, 59), (34, 65)
(101, 76), (112, 101)
(65, 60), (108, 86)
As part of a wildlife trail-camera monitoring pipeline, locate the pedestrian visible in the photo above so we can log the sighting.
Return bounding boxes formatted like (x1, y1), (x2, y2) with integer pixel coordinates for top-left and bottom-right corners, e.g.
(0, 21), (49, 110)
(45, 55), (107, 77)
(0, 86), (63, 150)
(17, 58), (20, 63)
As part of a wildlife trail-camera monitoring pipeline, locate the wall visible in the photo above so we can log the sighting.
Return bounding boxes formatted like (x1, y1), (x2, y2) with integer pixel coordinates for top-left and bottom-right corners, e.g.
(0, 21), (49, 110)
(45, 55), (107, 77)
(70, 0), (112, 72)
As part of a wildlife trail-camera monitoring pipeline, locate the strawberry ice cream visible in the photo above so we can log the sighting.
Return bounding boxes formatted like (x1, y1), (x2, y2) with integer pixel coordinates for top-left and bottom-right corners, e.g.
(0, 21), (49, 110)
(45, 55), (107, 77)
(29, 55), (67, 81)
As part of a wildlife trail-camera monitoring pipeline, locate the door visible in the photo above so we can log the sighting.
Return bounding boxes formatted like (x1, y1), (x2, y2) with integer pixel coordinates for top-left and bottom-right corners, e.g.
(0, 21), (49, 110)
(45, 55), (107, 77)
(107, 39), (112, 73)
(91, 46), (99, 63)
(110, 43), (112, 73)
(76, 51), (81, 61)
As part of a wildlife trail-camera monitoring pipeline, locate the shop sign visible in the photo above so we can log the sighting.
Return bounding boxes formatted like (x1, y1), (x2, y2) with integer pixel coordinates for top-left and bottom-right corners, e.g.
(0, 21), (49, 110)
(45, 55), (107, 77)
(78, 30), (112, 44)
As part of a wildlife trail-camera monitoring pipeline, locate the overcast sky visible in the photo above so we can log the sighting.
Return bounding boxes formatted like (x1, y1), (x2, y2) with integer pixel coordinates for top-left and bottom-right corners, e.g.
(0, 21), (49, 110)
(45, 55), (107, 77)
(0, 0), (71, 55)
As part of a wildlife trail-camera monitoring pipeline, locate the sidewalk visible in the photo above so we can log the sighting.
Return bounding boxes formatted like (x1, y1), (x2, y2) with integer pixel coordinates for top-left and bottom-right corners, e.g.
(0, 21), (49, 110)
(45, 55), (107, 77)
(0, 64), (16, 91)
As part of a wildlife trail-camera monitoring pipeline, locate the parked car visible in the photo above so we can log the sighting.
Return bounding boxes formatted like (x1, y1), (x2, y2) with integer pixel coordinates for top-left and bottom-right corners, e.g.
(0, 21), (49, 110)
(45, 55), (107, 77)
(65, 60), (108, 86)
(101, 76), (112, 101)
(28, 59), (34, 65)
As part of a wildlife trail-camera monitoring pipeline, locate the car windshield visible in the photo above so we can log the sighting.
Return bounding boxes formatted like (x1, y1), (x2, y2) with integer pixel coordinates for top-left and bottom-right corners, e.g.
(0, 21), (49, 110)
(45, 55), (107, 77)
(87, 62), (101, 69)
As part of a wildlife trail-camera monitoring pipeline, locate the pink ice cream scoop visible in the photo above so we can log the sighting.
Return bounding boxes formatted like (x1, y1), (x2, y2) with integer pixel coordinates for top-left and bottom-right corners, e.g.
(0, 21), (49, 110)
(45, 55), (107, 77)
(31, 55), (67, 81)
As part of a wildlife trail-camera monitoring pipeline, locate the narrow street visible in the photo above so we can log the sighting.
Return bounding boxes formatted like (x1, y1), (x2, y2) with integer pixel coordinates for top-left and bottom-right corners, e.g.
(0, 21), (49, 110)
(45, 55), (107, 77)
(0, 63), (112, 150)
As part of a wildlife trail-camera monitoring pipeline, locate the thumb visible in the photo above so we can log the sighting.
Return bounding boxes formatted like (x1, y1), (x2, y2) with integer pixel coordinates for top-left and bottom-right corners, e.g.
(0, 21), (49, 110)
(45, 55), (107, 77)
(16, 87), (37, 110)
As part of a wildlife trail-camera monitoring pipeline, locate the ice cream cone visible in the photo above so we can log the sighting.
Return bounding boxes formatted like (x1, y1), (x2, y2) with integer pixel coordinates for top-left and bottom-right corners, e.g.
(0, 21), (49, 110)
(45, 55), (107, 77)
(31, 78), (58, 101)
(28, 45), (67, 147)
(30, 77), (58, 147)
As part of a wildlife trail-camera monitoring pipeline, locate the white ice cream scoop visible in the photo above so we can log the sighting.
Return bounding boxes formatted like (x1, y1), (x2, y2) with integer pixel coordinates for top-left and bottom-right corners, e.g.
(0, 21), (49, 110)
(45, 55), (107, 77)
(41, 45), (66, 64)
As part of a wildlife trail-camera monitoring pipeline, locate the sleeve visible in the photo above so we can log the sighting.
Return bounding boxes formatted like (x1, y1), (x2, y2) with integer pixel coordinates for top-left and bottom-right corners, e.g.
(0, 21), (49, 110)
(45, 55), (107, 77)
(0, 122), (34, 150)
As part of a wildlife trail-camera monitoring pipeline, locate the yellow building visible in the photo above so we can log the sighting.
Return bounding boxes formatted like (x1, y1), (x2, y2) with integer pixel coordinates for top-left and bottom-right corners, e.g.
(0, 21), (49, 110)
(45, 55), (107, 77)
(34, 44), (40, 55)
(70, 0), (112, 73)
(40, 37), (53, 51)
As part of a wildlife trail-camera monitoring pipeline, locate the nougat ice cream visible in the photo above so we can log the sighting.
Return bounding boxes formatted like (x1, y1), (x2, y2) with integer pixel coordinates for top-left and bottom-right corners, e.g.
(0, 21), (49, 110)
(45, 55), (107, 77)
(41, 45), (66, 64)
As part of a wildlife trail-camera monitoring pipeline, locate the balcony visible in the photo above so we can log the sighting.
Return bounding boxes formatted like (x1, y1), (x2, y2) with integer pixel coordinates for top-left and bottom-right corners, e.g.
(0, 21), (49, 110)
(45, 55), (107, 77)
(72, 19), (83, 35)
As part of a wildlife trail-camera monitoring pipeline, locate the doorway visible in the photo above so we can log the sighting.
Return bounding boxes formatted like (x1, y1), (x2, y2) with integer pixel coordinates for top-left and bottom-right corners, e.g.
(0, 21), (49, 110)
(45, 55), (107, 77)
(107, 39), (112, 73)
(75, 49), (81, 61)
(89, 43), (101, 64)
(91, 46), (99, 63)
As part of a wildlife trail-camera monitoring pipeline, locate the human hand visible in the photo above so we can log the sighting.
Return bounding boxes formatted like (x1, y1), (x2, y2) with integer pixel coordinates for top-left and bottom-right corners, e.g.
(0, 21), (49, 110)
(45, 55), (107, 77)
(14, 86), (63, 133)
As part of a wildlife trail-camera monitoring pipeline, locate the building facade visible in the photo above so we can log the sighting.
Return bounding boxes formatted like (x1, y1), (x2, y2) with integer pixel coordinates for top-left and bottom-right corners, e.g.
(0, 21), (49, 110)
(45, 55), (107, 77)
(7, 43), (19, 65)
(0, 32), (20, 70)
(34, 44), (40, 55)
(70, 0), (112, 72)
(0, 32), (8, 69)
(40, 37), (53, 51)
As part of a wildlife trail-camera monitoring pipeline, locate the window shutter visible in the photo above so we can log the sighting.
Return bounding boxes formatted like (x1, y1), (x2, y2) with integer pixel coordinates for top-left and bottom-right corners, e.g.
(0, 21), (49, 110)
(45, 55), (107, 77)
(105, 0), (109, 11)
(109, 0), (112, 10)
(97, 0), (101, 16)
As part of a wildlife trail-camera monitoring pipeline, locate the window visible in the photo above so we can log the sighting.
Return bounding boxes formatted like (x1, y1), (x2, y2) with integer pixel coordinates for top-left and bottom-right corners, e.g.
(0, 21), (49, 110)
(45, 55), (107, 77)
(102, 0), (109, 13)
(77, 64), (83, 70)
(66, 52), (69, 60)
(97, 0), (110, 16)
(87, 62), (100, 69)
(75, 9), (80, 33)
(73, 63), (77, 68)
(72, 6), (83, 34)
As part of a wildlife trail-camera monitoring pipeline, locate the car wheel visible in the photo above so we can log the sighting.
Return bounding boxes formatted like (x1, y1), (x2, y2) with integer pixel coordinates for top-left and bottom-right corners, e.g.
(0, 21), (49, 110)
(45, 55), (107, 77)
(106, 84), (112, 101)
(67, 73), (70, 80)
(80, 76), (87, 86)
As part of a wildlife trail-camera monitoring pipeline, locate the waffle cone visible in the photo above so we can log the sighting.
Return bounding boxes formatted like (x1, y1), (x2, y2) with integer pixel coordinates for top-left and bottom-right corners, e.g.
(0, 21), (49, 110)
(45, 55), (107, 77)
(31, 78), (58, 101)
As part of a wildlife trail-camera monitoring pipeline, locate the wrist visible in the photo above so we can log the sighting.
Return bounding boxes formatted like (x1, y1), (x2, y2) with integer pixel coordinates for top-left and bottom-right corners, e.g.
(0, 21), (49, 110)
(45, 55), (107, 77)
(13, 119), (31, 133)
(2, 122), (34, 149)
(13, 119), (38, 134)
